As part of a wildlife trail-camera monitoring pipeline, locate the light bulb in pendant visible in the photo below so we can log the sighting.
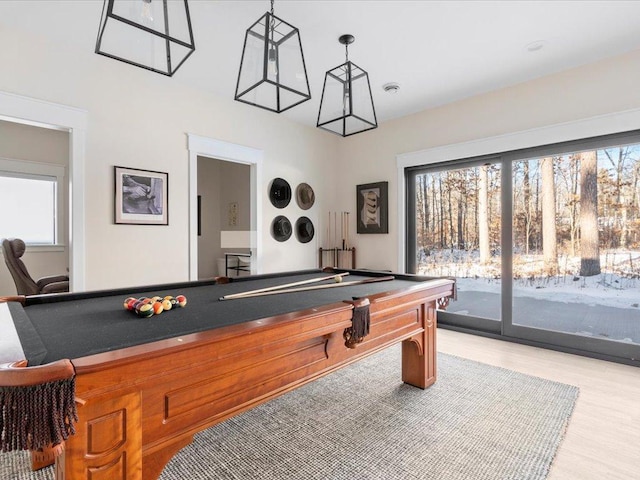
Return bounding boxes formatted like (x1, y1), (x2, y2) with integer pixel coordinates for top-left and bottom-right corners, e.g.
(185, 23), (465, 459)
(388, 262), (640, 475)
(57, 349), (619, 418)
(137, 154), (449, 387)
(343, 84), (350, 113)
(141, 0), (153, 23)
(268, 47), (278, 76)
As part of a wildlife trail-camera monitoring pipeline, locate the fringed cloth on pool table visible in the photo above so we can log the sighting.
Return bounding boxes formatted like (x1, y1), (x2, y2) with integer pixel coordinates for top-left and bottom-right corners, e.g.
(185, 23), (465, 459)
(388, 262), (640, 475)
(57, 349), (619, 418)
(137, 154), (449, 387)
(0, 367), (77, 454)
(344, 301), (370, 348)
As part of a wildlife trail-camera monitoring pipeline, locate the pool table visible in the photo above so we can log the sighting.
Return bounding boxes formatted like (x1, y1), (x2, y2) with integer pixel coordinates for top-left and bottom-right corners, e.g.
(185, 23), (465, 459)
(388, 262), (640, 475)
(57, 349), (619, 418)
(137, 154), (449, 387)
(0, 268), (454, 480)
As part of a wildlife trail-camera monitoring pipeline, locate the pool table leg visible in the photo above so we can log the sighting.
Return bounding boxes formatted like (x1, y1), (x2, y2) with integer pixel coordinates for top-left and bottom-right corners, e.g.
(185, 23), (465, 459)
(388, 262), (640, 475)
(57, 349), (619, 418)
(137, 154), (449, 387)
(401, 302), (437, 389)
(142, 434), (194, 480)
(57, 390), (143, 480)
(30, 443), (64, 470)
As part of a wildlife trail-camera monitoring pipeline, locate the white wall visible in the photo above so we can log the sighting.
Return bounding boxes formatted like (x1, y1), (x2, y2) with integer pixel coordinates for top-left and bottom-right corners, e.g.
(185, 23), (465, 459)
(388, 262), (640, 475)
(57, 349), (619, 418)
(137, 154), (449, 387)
(332, 48), (640, 271)
(0, 120), (69, 295)
(0, 25), (338, 290)
(2, 22), (640, 285)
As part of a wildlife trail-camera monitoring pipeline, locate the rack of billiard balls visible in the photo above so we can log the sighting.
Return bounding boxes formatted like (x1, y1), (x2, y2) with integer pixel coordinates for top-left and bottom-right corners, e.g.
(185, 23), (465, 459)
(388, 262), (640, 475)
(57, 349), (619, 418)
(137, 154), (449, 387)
(124, 294), (187, 318)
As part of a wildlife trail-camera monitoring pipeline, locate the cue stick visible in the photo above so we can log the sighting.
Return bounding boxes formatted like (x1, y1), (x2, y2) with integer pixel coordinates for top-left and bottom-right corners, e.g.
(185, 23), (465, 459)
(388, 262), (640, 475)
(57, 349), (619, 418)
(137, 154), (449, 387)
(336, 211), (338, 249)
(346, 212), (349, 250)
(337, 212), (339, 262)
(326, 211), (330, 267)
(219, 273), (350, 301)
(342, 212), (347, 250)
(220, 276), (395, 300)
(344, 211), (347, 250)
(343, 212), (346, 250)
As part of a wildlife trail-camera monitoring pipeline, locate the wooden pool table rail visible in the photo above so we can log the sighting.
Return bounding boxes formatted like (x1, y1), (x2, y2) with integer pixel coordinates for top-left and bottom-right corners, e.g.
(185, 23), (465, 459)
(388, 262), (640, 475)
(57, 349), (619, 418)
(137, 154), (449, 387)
(0, 358), (73, 386)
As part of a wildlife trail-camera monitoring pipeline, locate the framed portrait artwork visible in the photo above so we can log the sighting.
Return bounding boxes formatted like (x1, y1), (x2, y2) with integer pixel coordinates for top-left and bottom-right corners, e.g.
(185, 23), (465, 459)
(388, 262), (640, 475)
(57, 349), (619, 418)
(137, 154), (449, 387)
(114, 166), (168, 225)
(356, 181), (388, 234)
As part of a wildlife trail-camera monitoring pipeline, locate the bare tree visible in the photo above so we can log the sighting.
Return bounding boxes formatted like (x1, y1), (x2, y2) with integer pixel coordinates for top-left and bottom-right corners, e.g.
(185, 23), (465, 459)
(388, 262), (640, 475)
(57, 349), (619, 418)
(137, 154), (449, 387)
(579, 151), (601, 276)
(431, 174), (438, 249)
(447, 172), (454, 248)
(566, 155), (580, 256)
(478, 165), (490, 263)
(541, 157), (558, 275)
(438, 175), (444, 248)
(473, 169), (479, 249)
(604, 147), (632, 248)
(457, 194), (465, 249)
(416, 175), (428, 251)
(523, 160), (531, 254)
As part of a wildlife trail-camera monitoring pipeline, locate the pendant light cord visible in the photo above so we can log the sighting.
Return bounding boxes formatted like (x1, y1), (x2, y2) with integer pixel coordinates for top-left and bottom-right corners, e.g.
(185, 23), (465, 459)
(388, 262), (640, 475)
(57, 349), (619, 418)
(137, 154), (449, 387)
(270, 0), (275, 30)
(270, 0), (276, 43)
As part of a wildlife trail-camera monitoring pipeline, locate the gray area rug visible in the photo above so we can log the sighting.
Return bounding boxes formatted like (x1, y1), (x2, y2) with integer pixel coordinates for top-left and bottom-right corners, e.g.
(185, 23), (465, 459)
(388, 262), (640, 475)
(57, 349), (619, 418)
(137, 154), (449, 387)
(1, 345), (578, 480)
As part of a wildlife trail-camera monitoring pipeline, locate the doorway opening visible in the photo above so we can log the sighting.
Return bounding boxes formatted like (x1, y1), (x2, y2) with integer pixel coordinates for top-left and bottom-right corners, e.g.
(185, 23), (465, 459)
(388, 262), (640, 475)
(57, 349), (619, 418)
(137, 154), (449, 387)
(187, 134), (263, 281)
(0, 91), (87, 292)
(197, 157), (251, 279)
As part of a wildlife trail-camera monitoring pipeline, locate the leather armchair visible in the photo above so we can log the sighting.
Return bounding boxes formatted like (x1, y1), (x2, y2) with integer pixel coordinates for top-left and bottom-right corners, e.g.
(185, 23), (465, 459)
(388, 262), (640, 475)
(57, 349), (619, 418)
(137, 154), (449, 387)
(1, 238), (69, 295)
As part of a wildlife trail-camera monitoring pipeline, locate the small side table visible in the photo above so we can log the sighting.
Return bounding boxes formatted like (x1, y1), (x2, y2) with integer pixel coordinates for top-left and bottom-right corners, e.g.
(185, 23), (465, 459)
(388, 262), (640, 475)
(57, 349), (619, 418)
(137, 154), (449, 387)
(225, 252), (252, 277)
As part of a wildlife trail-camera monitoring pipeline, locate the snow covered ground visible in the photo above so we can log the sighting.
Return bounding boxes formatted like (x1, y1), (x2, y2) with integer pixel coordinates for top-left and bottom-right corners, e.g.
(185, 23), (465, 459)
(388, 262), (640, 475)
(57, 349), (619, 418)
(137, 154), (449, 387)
(458, 274), (640, 310)
(420, 248), (640, 345)
(419, 249), (640, 310)
(419, 250), (640, 344)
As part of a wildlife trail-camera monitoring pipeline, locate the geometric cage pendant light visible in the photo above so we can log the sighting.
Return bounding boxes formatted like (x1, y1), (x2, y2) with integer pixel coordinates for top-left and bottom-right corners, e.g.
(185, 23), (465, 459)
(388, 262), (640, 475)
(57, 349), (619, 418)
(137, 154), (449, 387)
(235, 0), (311, 113)
(317, 34), (378, 137)
(95, 0), (196, 77)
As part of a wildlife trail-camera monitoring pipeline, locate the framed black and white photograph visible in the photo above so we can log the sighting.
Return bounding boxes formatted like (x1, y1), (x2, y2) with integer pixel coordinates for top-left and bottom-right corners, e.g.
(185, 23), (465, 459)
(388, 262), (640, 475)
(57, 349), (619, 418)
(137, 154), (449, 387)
(356, 181), (388, 234)
(114, 166), (168, 225)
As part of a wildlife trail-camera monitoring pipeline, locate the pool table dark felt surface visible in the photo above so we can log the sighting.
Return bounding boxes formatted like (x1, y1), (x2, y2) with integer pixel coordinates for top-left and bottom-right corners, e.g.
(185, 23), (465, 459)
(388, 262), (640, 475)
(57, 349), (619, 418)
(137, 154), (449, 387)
(14, 270), (430, 365)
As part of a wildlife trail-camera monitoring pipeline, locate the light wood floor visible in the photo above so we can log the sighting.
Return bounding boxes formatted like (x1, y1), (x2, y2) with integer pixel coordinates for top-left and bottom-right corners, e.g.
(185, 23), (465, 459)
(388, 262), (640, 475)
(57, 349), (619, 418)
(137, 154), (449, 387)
(437, 329), (640, 480)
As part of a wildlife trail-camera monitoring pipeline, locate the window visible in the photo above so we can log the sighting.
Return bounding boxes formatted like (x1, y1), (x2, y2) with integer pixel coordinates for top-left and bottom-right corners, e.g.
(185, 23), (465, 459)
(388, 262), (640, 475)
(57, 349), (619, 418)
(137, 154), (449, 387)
(0, 158), (65, 245)
(408, 160), (502, 333)
(405, 130), (640, 364)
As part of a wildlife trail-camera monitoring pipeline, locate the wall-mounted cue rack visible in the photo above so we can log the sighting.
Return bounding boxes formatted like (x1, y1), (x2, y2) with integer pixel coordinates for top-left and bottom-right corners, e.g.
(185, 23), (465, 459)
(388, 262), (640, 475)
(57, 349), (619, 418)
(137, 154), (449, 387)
(318, 247), (356, 269)
(319, 211), (356, 269)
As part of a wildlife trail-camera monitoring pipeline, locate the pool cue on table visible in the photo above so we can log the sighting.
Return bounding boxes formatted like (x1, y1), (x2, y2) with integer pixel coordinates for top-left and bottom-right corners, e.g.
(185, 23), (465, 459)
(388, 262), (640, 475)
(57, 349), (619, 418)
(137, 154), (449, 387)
(219, 273), (350, 301)
(220, 276), (395, 300)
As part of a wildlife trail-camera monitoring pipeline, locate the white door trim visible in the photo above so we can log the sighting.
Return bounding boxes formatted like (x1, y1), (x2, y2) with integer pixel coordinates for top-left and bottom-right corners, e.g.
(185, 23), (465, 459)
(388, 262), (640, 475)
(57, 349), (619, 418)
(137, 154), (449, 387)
(0, 91), (88, 291)
(187, 134), (263, 280)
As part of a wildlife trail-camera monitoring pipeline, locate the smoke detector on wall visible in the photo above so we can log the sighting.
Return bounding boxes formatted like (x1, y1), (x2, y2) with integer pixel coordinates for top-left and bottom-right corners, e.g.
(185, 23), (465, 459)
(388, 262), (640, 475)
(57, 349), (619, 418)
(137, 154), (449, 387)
(382, 82), (400, 94)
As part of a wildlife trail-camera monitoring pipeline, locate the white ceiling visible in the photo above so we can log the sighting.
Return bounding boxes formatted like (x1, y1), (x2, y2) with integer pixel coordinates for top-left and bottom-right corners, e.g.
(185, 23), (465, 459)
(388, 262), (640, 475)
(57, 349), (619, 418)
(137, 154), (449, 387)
(3, 0), (640, 128)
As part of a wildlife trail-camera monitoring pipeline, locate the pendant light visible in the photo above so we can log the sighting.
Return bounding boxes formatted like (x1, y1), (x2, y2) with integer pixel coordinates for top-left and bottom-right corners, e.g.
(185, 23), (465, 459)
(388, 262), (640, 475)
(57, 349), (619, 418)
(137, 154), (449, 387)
(235, 0), (311, 113)
(95, 0), (196, 77)
(317, 34), (377, 137)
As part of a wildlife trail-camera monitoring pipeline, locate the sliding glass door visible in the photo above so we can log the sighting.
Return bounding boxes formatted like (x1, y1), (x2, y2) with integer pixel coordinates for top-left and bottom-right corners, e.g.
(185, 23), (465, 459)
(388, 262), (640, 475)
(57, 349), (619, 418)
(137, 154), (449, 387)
(406, 131), (640, 364)
(407, 159), (502, 334)
(506, 143), (640, 359)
